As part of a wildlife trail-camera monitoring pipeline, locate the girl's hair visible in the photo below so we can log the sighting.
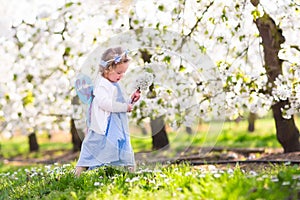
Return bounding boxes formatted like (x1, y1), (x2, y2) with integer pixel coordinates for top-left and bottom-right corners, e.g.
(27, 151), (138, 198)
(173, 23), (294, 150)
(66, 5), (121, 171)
(99, 47), (130, 76)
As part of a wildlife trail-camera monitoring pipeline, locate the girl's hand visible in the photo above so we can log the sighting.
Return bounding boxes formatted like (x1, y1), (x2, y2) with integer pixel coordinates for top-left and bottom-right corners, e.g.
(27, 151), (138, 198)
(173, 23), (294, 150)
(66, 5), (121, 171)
(131, 89), (141, 103)
(127, 104), (133, 112)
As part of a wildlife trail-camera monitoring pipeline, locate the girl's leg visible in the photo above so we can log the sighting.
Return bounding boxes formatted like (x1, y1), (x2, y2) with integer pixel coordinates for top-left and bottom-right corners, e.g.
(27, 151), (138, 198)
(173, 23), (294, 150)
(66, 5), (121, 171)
(74, 166), (87, 177)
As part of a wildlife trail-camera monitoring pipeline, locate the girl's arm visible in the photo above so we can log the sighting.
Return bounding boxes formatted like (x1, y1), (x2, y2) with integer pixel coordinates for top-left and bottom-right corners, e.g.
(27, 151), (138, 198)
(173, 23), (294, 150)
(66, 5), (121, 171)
(93, 85), (129, 113)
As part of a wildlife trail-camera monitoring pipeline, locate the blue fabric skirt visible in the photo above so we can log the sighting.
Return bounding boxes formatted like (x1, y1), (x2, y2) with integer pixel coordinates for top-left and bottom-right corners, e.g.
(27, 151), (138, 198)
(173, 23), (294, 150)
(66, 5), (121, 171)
(76, 113), (135, 169)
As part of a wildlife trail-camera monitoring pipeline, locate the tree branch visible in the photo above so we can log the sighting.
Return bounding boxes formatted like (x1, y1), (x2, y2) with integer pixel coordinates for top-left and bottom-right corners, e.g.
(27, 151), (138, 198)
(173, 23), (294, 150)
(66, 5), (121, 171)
(177, 1), (214, 51)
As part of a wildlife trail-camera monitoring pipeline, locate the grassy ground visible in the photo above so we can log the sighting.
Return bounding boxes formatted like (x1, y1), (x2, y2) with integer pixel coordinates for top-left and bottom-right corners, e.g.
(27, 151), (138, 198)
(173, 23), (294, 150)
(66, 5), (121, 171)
(0, 131), (73, 159)
(0, 162), (299, 199)
(130, 116), (283, 153)
(0, 117), (282, 159)
(0, 116), (300, 199)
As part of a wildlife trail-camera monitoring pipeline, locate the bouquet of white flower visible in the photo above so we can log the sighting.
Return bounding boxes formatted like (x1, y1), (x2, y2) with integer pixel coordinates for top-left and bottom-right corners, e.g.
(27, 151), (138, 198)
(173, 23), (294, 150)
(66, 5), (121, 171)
(131, 72), (154, 103)
(134, 72), (154, 91)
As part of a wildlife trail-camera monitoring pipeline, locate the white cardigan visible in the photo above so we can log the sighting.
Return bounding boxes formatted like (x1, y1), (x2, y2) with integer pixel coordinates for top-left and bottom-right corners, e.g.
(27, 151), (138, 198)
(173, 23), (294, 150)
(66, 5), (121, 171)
(89, 76), (128, 135)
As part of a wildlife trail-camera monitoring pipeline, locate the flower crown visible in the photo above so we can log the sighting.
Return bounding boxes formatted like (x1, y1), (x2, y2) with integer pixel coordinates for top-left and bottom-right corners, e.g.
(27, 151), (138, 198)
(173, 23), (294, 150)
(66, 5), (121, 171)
(99, 49), (129, 68)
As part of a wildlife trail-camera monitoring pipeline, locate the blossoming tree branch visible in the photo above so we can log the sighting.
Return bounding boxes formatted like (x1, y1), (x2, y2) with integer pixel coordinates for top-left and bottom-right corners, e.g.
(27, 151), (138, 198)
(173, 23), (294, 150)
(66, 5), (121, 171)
(0, 0), (299, 152)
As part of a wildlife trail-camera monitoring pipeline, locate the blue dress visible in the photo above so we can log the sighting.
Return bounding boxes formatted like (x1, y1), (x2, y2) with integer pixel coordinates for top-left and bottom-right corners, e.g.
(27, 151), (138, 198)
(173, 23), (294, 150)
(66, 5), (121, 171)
(76, 83), (135, 169)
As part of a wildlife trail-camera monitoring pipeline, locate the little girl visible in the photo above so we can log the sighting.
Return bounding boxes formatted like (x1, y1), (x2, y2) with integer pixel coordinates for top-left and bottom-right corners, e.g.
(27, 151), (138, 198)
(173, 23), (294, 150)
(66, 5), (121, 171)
(75, 47), (140, 176)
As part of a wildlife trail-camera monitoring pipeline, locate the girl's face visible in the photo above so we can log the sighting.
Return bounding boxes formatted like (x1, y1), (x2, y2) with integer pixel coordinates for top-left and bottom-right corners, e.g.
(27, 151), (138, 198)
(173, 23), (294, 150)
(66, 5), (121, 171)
(106, 62), (129, 82)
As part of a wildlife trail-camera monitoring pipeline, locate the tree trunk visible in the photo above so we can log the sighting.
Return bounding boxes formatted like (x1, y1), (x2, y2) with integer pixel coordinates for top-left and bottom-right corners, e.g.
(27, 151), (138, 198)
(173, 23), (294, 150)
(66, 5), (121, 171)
(28, 132), (39, 152)
(70, 118), (83, 152)
(71, 96), (84, 152)
(247, 112), (256, 132)
(273, 101), (300, 152)
(150, 116), (170, 150)
(140, 49), (170, 150)
(253, 10), (300, 152)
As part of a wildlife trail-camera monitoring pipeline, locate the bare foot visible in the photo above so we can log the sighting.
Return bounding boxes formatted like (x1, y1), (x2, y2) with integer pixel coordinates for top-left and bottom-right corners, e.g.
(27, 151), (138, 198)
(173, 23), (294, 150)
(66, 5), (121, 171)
(74, 167), (86, 177)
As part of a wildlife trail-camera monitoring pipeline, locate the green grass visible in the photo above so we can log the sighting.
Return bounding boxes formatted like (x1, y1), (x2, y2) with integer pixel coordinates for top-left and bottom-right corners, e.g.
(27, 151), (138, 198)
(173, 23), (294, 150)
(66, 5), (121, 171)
(0, 116), (291, 158)
(1, 116), (300, 199)
(130, 117), (284, 153)
(0, 133), (72, 159)
(0, 162), (299, 199)
(214, 117), (280, 148)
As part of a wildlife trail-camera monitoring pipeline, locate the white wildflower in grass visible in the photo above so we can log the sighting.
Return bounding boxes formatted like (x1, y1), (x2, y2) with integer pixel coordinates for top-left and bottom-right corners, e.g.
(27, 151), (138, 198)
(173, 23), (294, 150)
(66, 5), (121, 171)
(261, 175), (269, 179)
(213, 173), (221, 178)
(184, 172), (192, 176)
(160, 173), (167, 178)
(136, 168), (154, 174)
(130, 177), (140, 183)
(208, 165), (218, 173)
(292, 175), (300, 180)
(30, 172), (38, 177)
(163, 178), (172, 183)
(198, 173), (206, 178)
(94, 182), (100, 186)
(227, 168), (234, 174)
(125, 177), (140, 183)
(249, 170), (258, 177)
(282, 181), (291, 186)
(149, 178), (156, 184)
(62, 164), (71, 168)
(284, 161), (291, 166)
(125, 178), (130, 183)
(271, 177), (279, 182)
(153, 169), (163, 173)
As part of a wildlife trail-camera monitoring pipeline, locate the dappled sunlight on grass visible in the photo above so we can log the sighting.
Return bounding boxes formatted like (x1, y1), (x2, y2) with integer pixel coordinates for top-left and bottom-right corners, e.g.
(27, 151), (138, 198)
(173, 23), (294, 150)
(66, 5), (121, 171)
(0, 132), (72, 159)
(130, 117), (282, 154)
(1, 116), (295, 159)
